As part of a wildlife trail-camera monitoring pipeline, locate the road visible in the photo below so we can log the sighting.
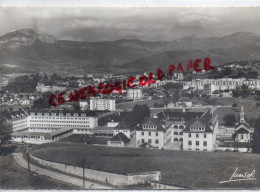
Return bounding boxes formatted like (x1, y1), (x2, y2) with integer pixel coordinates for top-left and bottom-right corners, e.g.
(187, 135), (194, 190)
(12, 153), (113, 190)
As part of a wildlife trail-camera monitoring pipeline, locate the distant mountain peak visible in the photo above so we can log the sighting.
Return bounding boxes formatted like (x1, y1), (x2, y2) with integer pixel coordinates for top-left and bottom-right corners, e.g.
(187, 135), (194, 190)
(0, 28), (56, 49)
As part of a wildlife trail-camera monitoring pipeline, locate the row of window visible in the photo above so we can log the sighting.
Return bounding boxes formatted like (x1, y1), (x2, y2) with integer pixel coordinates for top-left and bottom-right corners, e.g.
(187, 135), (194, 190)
(173, 132), (183, 136)
(110, 141), (123, 144)
(141, 139), (159, 144)
(190, 127), (205, 131)
(188, 140), (207, 146)
(172, 125), (184, 129)
(29, 128), (57, 131)
(189, 133), (207, 138)
(30, 124), (90, 127)
(30, 112), (87, 117)
(173, 138), (183, 142)
(30, 120), (89, 124)
(31, 117), (89, 120)
(141, 131), (159, 136)
(143, 125), (157, 129)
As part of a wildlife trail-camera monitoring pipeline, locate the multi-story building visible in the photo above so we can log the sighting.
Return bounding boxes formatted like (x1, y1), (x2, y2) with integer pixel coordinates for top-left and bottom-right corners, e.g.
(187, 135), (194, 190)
(183, 78), (260, 91)
(90, 98), (116, 111)
(7, 109), (98, 134)
(127, 89), (143, 100)
(182, 110), (218, 151)
(132, 117), (165, 149)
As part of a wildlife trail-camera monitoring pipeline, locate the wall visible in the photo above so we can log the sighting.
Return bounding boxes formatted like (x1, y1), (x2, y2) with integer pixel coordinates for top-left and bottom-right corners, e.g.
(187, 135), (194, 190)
(107, 141), (125, 147)
(135, 130), (164, 149)
(150, 181), (185, 190)
(183, 132), (214, 151)
(216, 147), (250, 153)
(29, 154), (160, 186)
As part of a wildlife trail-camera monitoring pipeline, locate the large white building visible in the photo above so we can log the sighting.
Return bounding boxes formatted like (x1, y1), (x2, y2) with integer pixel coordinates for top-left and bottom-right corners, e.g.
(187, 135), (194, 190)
(132, 117), (165, 149)
(183, 78), (260, 91)
(90, 98), (116, 111)
(182, 110), (218, 152)
(127, 89), (143, 100)
(7, 109), (99, 143)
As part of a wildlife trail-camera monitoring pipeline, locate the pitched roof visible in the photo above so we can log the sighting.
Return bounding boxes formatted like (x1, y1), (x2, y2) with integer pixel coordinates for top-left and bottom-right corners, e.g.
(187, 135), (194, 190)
(137, 117), (165, 131)
(158, 110), (204, 122)
(183, 118), (213, 133)
(114, 120), (130, 130)
(178, 97), (191, 102)
(235, 121), (250, 129)
(110, 132), (130, 143)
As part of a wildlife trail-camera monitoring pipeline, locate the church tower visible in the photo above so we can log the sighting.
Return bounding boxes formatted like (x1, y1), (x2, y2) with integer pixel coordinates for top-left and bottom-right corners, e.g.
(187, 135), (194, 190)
(240, 105), (245, 122)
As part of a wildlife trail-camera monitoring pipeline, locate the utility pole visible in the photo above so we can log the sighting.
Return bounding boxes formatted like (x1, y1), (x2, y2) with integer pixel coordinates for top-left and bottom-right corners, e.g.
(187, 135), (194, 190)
(82, 157), (85, 189)
(27, 151), (30, 174)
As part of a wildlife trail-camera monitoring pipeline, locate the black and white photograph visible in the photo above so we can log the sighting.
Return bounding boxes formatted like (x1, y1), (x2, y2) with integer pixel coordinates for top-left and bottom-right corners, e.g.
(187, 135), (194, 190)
(0, 5), (260, 190)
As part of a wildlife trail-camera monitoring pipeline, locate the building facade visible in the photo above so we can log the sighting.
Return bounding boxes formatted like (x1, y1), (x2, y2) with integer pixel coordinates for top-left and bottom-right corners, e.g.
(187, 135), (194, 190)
(127, 89), (143, 100)
(132, 117), (165, 149)
(90, 98), (116, 111)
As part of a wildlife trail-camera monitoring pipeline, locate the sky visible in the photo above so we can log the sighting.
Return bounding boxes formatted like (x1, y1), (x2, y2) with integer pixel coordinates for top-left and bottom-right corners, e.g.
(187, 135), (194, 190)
(0, 7), (260, 42)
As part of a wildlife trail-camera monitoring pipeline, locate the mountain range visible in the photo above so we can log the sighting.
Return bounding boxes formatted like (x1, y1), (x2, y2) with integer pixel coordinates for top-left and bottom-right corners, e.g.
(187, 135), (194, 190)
(0, 29), (260, 75)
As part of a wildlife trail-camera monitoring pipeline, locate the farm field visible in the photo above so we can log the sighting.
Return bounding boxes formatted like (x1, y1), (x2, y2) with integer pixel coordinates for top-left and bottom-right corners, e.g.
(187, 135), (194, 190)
(214, 97), (260, 124)
(32, 143), (260, 189)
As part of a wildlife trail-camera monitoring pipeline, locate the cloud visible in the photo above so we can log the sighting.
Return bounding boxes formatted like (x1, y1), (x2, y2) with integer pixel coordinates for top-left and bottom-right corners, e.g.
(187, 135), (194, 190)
(0, 7), (260, 42)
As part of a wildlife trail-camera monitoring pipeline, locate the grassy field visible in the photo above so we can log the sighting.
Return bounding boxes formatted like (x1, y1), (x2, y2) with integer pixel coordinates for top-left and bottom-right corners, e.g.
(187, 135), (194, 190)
(214, 97), (260, 124)
(32, 143), (260, 189)
(0, 152), (79, 189)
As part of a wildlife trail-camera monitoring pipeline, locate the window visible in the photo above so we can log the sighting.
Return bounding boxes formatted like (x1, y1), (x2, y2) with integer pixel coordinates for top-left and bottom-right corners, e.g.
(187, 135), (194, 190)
(189, 133), (191, 137)
(196, 133), (199, 138)
(149, 132), (151, 136)
(66, 113), (71, 116)
(174, 125), (178, 129)
(148, 139), (152, 144)
(203, 141), (207, 147)
(179, 125), (184, 129)
(180, 138), (183, 141)
(174, 132), (178, 135)
(188, 141), (192, 145)
(59, 113), (63, 116)
(156, 132), (158, 136)
(196, 141), (199, 146)
(179, 132), (183, 135)
(142, 132), (144, 136)
(51, 113), (56, 116)
(204, 134), (207, 138)
(155, 139), (159, 144)
(174, 138), (178, 142)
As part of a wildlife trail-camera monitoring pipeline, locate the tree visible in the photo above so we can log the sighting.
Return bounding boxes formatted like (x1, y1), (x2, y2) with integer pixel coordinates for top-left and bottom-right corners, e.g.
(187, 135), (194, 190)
(252, 116), (260, 153)
(223, 114), (236, 126)
(0, 114), (12, 152)
(32, 92), (53, 109)
(127, 104), (151, 124)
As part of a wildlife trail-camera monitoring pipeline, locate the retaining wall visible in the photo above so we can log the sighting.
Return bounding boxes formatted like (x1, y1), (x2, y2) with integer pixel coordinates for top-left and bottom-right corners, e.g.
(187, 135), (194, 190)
(29, 154), (160, 186)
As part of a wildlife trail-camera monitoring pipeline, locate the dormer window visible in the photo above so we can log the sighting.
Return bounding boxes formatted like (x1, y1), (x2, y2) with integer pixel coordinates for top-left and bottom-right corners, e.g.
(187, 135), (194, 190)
(52, 113), (56, 116)
(73, 113), (78, 117)
(81, 113), (86, 117)
(44, 113), (49, 116)
(59, 113), (63, 116)
(37, 112), (42, 116)
(30, 112), (35, 116)
(66, 113), (71, 116)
